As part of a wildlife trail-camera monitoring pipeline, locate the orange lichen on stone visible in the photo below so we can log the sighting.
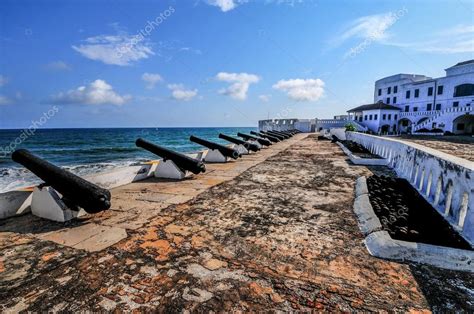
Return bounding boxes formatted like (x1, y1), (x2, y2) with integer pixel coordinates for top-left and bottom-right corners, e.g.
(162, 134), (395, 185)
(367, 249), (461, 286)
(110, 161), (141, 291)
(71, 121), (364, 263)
(139, 239), (173, 261)
(0, 260), (4, 273)
(41, 252), (61, 262)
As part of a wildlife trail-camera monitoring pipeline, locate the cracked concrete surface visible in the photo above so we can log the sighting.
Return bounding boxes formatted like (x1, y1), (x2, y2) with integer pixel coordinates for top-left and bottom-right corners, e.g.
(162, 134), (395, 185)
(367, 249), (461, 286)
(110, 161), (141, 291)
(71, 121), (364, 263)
(0, 134), (473, 312)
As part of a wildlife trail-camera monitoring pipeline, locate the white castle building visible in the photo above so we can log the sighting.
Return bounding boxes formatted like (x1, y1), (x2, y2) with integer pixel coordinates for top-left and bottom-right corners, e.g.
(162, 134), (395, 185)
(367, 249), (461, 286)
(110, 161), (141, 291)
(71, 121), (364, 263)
(347, 60), (474, 134)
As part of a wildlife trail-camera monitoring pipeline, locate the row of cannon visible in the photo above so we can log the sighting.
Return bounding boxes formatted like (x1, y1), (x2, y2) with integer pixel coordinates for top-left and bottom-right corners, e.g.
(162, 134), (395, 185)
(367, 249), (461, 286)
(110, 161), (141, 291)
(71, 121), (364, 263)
(11, 129), (300, 218)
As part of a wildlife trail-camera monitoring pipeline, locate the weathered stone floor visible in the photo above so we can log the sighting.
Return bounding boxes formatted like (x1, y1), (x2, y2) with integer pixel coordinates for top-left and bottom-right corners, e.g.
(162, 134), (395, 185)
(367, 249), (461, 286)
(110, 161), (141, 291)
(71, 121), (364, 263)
(400, 135), (474, 162)
(0, 134), (473, 312)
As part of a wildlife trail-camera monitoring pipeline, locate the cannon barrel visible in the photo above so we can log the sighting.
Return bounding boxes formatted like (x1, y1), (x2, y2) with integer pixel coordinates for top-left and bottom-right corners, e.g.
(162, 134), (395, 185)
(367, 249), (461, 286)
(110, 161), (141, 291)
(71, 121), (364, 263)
(275, 130), (293, 137)
(250, 131), (279, 143)
(261, 131), (285, 141)
(190, 135), (240, 159)
(237, 132), (272, 146)
(267, 130), (289, 139)
(218, 133), (260, 152)
(11, 149), (111, 214)
(136, 138), (206, 174)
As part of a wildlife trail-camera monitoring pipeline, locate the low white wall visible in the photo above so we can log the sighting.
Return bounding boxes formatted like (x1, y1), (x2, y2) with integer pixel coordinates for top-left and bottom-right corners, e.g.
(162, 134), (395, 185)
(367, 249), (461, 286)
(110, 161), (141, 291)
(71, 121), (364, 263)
(330, 128), (347, 140)
(347, 131), (474, 246)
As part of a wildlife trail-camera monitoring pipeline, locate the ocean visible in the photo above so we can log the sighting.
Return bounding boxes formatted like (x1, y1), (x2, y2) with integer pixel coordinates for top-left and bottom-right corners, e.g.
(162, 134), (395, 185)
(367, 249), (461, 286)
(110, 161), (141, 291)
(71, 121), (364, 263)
(0, 127), (256, 193)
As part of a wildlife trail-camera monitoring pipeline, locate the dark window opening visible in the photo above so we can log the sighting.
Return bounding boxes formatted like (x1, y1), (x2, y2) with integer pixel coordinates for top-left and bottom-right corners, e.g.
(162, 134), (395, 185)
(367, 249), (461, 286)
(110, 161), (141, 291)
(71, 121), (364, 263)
(394, 86), (398, 93)
(393, 97), (397, 104)
(374, 114), (378, 120)
(394, 114), (398, 120)
(457, 123), (465, 131)
(427, 103), (432, 110)
(453, 101), (459, 108)
(364, 115), (368, 121)
(435, 103), (441, 110)
(386, 97), (390, 104)
(406, 90), (411, 99)
(413, 107), (418, 112)
(388, 114), (392, 120)
(378, 88), (382, 96)
(414, 89), (419, 98)
(437, 85), (443, 95)
(428, 87), (433, 96)
(454, 84), (474, 97)
(382, 114), (386, 120)
(369, 115), (373, 120)
(405, 105), (409, 112)
(388, 87), (391, 94)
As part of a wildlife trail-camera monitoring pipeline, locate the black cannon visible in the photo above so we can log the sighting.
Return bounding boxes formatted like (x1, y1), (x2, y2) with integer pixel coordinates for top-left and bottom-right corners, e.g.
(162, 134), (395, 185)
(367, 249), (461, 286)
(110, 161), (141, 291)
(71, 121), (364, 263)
(237, 132), (272, 146)
(267, 130), (289, 139)
(250, 131), (279, 143)
(261, 131), (285, 141)
(218, 133), (260, 152)
(190, 135), (240, 159)
(136, 138), (206, 174)
(11, 149), (111, 214)
(277, 130), (293, 137)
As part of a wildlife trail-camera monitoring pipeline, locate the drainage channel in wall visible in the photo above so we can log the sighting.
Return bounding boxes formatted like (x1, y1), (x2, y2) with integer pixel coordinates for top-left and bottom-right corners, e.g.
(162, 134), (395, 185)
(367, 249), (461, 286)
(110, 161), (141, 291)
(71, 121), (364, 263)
(336, 140), (389, 166)
(367, 175), (472, 250)
(354, 176), (474, 272)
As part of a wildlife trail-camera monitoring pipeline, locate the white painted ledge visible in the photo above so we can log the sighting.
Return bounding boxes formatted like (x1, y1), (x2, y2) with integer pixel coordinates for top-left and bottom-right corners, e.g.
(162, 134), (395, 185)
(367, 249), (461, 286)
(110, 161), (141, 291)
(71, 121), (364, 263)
(337, 142), (389, 166)
(353, 176), (474, 272)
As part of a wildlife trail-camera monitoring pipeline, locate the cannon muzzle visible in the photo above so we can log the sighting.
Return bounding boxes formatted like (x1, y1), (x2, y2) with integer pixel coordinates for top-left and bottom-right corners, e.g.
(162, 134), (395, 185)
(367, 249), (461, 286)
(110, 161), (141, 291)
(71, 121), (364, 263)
(11, 149), (111, 214)
(136, 138), (206, 174)
(250, 131), (279, 143)
(190, 135), (240, 159)
(237, 133), (271, 146)
(218, 133), (260, 152)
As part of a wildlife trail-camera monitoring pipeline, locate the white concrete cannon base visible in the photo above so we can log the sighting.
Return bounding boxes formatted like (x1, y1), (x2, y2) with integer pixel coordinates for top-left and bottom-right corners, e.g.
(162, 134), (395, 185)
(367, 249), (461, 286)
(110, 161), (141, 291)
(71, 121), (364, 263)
(31, 186), (86, 222)
(203, 149), (228, 163)
(233, 144), (249, 155)
(336, 142), (389, 166)
(154, 159), (187, 180)
(353, 176), (474, 272)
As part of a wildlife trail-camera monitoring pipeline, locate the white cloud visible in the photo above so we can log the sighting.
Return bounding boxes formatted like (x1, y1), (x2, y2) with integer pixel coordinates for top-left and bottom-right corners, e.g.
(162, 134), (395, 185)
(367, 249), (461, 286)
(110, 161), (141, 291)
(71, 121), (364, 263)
(50, 79), (131, 105)
(259, 94), (271, 102)
(44, 61), (71, 71)
(72, 34), (154, 66)
(388, 24), (474, 54)
(216, 72), (260, 100)
(0, 75), (8, 87)
(333, 12), (401, 47)
(206, 0), (239, 12)
(0, 95), (12, 105)
(142, 72), (163, 89)
(272, 78), (325, 102)
(168, 84), (198, 101)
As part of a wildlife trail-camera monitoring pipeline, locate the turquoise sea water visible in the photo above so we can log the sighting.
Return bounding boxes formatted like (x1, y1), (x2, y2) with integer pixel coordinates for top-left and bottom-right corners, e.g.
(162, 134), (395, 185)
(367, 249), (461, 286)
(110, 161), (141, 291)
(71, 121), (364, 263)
(0, 127), (256, 192)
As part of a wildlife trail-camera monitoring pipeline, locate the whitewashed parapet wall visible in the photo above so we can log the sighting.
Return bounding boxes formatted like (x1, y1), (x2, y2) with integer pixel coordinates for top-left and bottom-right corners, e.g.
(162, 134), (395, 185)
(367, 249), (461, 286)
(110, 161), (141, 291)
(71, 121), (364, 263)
(346, 131), (474, 246)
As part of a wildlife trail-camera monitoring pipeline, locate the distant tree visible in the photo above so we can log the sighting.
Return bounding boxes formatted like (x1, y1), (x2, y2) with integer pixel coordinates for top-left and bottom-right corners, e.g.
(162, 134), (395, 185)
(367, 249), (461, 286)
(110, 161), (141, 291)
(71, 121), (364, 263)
(345, 123), (356, 132)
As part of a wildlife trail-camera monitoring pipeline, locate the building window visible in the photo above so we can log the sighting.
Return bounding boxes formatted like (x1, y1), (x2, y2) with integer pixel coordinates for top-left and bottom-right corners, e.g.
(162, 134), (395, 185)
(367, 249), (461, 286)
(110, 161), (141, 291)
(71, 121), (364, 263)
(394, 114), (398, 120)
(457, 123), (465, 131)
(405, 105), (409, 112)
(369, 114), (373, 120)
(406, 90), (410, 99)
(386, 97), (390, 104)
(393, 96), (397, 104)
(364, 115), (368, 121)
(394, 86), (398, 93)
(414, 89), (419, 98)
(388, 87), (391, 94)
(359, 116), (363, 122)
(382, 114), (386, 120)
(454, 84), (474, 97)
(388, 114), (392, 120)
(413, 107), (418, 112)
(437, 85), (444, 95)
(427, 103), (432, 110)
(453, 101), (459, 107)
(435, 103), (441, 110)
(428, 87), (433, 96)
(374, 114), (378, 120)
(378, 88), (382, 96)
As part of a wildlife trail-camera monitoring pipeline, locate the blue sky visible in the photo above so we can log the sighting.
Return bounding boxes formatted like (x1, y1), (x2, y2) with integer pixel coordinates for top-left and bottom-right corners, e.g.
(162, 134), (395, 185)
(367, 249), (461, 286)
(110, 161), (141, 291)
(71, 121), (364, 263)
(0, 0), (473, 128)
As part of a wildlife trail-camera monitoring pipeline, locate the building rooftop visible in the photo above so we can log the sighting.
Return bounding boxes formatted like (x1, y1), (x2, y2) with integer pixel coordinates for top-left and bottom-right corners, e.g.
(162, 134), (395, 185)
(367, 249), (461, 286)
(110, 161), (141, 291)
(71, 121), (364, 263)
(448, 59), (474, 68)
(347, 102), (401, 113)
